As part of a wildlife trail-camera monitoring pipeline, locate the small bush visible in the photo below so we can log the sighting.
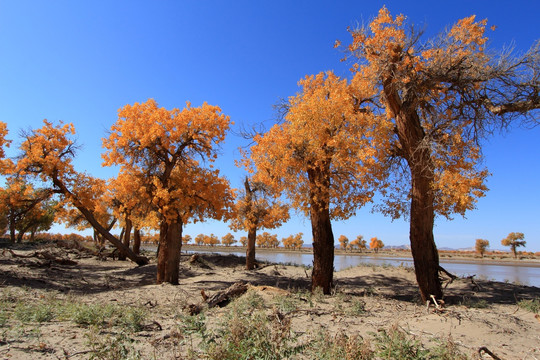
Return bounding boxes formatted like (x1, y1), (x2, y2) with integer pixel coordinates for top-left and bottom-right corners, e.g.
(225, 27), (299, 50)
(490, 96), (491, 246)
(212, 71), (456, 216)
(274, 294), (299, 314)
(66, 303), (119, 327)
(118, 307), (147, 332)
(518, 298), (540, 313)
(200, 292), (304, 359)
(14, 302), (55, 323)
(428, 336), (469, 360)
(347, 297), (367, 315)
(373, 326), (428, 360)
(86, 330), (141, 360)
(461, 298), (490, 309)
(305, 330), (372, 359)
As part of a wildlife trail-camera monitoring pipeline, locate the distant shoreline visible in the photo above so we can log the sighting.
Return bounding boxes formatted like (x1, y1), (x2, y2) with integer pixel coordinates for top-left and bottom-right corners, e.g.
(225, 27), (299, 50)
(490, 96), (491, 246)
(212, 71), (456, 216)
(180, 244), (540, 268)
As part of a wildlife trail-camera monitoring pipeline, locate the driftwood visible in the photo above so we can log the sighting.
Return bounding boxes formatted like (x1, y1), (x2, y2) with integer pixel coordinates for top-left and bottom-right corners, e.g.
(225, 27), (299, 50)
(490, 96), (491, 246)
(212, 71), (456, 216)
(206, 282), (249, 308)
(187, 282), (249, 315)
(439, 266), (481, 291)
(188, 254), (213, 269)
(478, 346), (502, 360)
(2, 249), (77, 266)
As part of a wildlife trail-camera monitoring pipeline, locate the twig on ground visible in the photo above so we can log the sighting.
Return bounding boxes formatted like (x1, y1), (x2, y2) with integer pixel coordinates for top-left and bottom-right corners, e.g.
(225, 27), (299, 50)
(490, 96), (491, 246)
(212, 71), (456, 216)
(478, 346), (502, 360)
(430, 295), (441, 309)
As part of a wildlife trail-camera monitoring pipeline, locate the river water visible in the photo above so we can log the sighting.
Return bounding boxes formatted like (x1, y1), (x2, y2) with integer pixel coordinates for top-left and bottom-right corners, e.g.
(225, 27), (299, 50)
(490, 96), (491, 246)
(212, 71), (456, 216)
(187, 250), (540, 288)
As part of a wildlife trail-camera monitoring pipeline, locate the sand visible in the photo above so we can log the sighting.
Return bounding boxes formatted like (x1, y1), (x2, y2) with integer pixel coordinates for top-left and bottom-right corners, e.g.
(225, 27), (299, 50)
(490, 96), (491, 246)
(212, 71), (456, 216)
(0, 241), (539, 359)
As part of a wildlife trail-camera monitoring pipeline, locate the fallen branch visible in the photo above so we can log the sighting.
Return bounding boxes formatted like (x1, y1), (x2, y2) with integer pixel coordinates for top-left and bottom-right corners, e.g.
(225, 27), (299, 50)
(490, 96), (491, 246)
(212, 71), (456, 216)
(2, 249), (36, 258)
(187, 282), (249, 315)
(465, 275), (482, 291)
(207, 282), (249, 308)
(438, 265), (458, 288)
(478, 346), (502, 360)
(3, 249), (78, 266)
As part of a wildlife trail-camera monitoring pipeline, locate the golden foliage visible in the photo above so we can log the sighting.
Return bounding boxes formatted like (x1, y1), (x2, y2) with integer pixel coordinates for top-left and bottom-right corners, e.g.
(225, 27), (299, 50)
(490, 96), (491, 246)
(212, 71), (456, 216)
(347, 7), (491, 220)
(102, 99), (234, 227)
(221, 233), (237, 247)
(247, 72), (385, 220)
(282, 233), (304, 249)
(338, 235), (349, 249)
(350, 235), (366, 250)
(475, 239), (489, 256)
(369, 237), (384, 251)
(0, 121), (13, 175)
(229, 178), (289, 234)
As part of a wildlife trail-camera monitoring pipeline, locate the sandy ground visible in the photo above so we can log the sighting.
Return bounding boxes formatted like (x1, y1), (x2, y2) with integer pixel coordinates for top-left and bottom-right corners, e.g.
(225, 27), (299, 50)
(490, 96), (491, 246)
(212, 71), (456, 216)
(1, 241), (539, 359)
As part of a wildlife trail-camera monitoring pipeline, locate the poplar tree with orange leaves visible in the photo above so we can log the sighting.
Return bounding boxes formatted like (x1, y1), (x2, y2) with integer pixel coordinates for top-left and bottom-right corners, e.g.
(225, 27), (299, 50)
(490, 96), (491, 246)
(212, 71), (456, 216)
(102, 99), (234, 284)
(342, 7), (539, 301)
(0, 177), (52, 243)
(248, 72), (384, 293)
(229, 177), (289, 270)
(16, 120), (148, 265)
(369, 237), (384, 253)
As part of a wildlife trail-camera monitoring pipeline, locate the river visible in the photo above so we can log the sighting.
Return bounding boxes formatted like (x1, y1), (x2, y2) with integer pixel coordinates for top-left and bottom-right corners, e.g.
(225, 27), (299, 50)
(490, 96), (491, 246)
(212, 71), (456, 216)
(186, 249), (540, 288)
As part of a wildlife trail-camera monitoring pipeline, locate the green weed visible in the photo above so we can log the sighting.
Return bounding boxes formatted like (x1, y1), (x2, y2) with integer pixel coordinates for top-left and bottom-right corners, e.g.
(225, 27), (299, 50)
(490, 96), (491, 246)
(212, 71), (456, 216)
(372, 326), (428, 360)
(304, 330), (372, 359)
(461, 297), (490, 309)
(14, 302), (55, 323)
(86, 329), (141, 360)
(518, 298), (540, 313)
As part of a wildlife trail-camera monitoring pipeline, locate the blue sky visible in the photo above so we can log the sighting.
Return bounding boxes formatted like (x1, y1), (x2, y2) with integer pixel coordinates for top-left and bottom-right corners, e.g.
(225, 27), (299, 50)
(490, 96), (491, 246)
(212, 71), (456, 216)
(1, 1), (538, 251)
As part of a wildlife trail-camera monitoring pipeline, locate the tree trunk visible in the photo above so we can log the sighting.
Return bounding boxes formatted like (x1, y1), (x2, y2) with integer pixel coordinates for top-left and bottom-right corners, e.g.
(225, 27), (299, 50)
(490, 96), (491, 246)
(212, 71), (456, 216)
(9, 215), (16, 243)
(384, 77), (443, 302)
(156, 218), (183, 284)
(409, 170), (442, 302)
(133, 228), (141, 255)
(118, 227), (126, 260)
(118, 218), (132, 261)
(246, 226), (257, 270)
(310, 205), (334, 294)
(308, 167), (334, 294)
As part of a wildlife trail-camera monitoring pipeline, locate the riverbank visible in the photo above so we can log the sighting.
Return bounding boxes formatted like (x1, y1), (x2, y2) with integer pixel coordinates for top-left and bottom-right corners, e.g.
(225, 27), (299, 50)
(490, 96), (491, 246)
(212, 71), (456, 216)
(182, 244), (540, 267)
(1, 241), (539, 359)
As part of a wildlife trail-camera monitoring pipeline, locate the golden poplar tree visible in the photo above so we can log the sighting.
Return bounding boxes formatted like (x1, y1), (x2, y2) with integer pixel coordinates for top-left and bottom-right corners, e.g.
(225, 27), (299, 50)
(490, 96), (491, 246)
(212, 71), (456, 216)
(342, 7), (540, 301)
(16, 120), (147, 265)
(247, 72), (383, 293)
(475, 239), (489, 258)
(229, 177), (289, 269)
(501, 232), (526, 259)
(102, 99), (234, 284)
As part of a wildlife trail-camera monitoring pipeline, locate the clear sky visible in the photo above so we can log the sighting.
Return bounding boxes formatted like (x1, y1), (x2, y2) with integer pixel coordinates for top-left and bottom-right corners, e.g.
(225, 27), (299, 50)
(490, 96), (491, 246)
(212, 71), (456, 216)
(1, 1), (538, 251)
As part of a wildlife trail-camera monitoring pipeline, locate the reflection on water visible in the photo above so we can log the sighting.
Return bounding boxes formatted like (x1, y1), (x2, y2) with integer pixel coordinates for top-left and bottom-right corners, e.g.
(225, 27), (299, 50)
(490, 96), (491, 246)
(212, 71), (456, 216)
(187, 250), (540, 287)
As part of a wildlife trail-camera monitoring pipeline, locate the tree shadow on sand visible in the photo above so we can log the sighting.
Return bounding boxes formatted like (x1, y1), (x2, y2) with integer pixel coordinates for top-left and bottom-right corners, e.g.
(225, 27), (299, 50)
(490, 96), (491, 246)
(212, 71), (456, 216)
(2, 248), (538, 307)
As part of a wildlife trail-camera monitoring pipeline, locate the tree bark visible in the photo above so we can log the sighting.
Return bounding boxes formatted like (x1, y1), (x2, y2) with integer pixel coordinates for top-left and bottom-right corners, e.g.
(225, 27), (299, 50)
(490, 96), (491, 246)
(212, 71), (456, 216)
(246, 226), (257, 270)
(118, 218), (132, 261)
(409, 169), (442, 302)
(117, 227), (126, 260)
(394, 111), (442, 301)
(243, 177), (258, 271)
(383, 77), (443, 302)
(8, 214), (16, 243)
(133, 228), (141, 255)
(156, 218), (183, 284)
(308, 167), (334, 294)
